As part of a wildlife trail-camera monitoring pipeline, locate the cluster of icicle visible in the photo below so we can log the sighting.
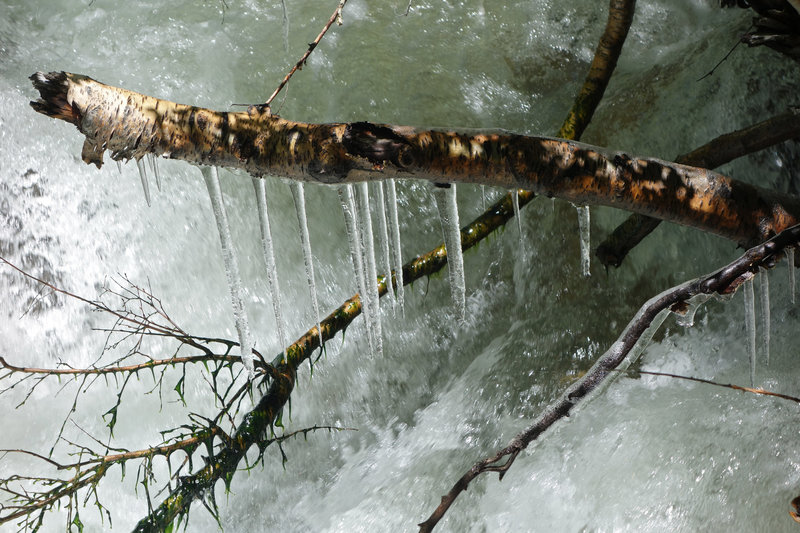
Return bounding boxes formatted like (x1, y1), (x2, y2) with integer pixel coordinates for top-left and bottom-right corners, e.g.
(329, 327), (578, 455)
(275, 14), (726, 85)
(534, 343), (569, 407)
(134, 158), (473, 373)
(133, 159), (798, 385)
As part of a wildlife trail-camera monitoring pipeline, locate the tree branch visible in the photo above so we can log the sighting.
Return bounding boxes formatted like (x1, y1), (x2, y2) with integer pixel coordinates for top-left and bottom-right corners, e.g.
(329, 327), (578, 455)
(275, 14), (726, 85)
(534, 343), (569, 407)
(596, 107), (800, 267)
(417, 223), (800, 533)
(29, 68), (800, 248)
(129, 0), (640, 529)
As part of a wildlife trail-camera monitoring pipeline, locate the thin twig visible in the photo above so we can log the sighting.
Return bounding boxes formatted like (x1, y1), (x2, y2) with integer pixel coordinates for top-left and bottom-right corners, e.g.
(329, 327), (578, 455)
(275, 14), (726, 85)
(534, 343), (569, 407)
(637, 370), (800, 404)
(264, 0), (347, 107)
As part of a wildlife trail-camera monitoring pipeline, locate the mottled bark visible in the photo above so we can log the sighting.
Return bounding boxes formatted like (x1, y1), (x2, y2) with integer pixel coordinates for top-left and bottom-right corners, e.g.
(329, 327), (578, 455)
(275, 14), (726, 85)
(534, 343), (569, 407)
(30, 71), (800, 248)
(596, 107), (800, 267)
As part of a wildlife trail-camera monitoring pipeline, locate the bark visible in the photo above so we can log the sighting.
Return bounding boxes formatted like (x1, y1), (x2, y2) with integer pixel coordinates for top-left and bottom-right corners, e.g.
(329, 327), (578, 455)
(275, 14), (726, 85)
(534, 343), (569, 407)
(596, 107), (800, 267)
(29, 71), (800, 248)
(723, 0), (800, 63)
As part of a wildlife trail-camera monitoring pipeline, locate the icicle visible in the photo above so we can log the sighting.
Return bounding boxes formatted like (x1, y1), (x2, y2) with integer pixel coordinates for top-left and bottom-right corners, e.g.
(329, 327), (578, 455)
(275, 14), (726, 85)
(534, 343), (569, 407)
(147, 153), (162, 191)
(481, 185), (487, 212)
(433, 184), (466, 322)
(200, 166), (255, 378)
(337, 185), (376, 356)
(743, 277), (756, 387)
(289, 182), (323, 348)
(386, 179), (404, 316)
(356, 182), (384, 355)
(116, 160), (122, 174)
(135, 158), (151, 207)
(788, 247), (796, 305)
(674, 293), (710, 328)
(759, 270), (771, 366)
(577, 205), (591, 277)
(375, 182), (394, 314)
(512, 189), (522, 236)
(280, 0), (290, 53)
(252, 177), (288, 358)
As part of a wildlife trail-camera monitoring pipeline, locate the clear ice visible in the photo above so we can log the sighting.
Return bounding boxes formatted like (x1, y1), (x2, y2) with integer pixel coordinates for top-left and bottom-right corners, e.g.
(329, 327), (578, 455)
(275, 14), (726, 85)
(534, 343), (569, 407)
(433, 184), (466, 322)
(578, 205), (590, 277)
(512, 189), (522, 236)
(376, 182), (394, 313)
(200, 166), (255, 378)
(252, 177), (288, 357)
(337, 184), (376, 356)
(743, 277), (756, 387)
(356, 182), (383, 355)
(788, 247), (796, 305)
(146, 153), (161, 191)
(289, 182), (323, 348)
(386, 179), (404, 316)
(135, 157), (151, 207)
(759, 270), (770, 366)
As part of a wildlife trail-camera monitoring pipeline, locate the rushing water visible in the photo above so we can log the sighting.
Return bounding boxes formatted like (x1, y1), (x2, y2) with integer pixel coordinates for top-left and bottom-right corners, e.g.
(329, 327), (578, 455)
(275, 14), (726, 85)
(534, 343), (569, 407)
(1, 1), (800, 531)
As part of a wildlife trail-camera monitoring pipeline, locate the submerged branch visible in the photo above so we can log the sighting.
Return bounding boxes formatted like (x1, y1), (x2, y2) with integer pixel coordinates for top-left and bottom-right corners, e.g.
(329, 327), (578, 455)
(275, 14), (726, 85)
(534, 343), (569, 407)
(29, 70), (800, 248)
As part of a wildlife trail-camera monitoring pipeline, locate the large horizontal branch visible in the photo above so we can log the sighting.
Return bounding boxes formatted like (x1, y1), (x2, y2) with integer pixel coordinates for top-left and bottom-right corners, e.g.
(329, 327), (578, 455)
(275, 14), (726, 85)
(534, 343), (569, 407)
(596, 107), (800, 267)
(30, 71), (800, 247)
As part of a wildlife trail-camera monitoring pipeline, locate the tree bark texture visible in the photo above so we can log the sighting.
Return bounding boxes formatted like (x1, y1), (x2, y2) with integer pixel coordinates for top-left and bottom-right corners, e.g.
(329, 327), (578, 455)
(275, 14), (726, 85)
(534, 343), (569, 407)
(30, 71), (800, 249)
(596, 107), (800, 267)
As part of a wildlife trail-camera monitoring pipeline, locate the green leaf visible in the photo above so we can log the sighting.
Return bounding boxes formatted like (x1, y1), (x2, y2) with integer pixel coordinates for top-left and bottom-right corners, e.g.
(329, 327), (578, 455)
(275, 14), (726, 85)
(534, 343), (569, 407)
(71, 511), (84, 533)
(102, 405), (118, 436)
(174, 376), (186, 406)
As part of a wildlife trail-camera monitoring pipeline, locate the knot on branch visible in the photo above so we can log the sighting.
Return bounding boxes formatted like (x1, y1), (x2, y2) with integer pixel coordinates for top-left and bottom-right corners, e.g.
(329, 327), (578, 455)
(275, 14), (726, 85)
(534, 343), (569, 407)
(342, 122), (413, 168)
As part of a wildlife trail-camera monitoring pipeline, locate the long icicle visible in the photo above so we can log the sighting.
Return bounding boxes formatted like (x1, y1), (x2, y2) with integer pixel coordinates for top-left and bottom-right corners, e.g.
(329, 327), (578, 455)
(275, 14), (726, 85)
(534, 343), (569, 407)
(356, 182), (383, 355)
(386, 179), (404, 316)
(252, 177), (288, 359)
(337, 184), (375, 356)
(289, 182), (323, 350)
(512, 189), (522, 236)
(375, 182), (395, 314)
(147, 153), (162, 191)
(201, 166), (255, 377)
(578, 205), (591, 277)
(788, 247), (796, 305)
(135, 157), (151, 207)
(759, 270), (771, 366)
(743, 277), (757, 387)
(433, 184), (466, 322)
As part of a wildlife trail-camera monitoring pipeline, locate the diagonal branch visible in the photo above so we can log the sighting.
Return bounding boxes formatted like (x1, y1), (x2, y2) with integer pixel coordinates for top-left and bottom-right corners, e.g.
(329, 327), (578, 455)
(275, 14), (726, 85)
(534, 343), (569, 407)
(417, 223), (800, 533)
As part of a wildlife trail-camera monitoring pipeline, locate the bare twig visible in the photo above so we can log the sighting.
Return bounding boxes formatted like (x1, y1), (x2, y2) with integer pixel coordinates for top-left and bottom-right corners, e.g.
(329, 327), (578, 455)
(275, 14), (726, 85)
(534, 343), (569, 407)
(264, 0), (348, 107)
(636, 370), (800, 404)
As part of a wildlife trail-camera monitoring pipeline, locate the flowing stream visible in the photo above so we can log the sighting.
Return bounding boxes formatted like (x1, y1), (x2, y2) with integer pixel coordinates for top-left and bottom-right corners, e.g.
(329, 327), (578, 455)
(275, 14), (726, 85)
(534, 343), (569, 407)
(1, 1), (800, 531)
